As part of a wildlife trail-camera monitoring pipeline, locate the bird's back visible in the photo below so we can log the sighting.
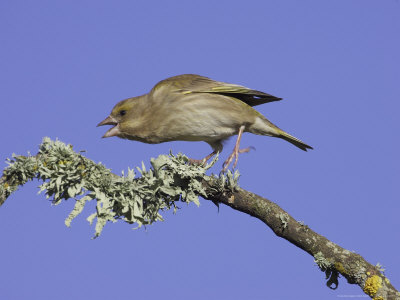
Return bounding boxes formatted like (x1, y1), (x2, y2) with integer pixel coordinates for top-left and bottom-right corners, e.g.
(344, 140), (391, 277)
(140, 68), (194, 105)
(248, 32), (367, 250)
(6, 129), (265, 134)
(151, 74), (282, 107)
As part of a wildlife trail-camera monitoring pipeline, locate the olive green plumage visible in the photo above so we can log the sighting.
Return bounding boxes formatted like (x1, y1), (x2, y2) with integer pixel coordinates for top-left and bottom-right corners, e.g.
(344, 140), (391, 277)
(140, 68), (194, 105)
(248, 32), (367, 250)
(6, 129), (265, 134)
(98, 74), (312, 167)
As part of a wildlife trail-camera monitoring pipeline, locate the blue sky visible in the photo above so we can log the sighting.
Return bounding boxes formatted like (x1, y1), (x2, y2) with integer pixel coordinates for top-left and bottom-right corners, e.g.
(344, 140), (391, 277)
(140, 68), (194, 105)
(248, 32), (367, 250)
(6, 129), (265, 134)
(0, 1), (399, 299)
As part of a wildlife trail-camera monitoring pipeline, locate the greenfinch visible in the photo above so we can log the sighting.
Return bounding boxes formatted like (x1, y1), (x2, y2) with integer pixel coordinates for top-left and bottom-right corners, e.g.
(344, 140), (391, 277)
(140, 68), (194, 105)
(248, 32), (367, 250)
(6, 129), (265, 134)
(98, 74), (312, 171)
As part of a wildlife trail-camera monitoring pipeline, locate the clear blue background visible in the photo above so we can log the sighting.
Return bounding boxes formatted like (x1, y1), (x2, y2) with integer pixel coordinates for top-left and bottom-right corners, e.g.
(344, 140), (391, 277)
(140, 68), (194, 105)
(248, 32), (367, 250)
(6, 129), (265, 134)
(1, 1), (399, 299)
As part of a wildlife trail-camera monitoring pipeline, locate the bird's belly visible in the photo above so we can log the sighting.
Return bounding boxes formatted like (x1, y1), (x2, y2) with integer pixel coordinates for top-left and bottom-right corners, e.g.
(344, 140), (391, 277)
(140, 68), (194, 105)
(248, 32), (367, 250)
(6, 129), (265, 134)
(152, 116), (237, 143)
(165, 120), (236, 142)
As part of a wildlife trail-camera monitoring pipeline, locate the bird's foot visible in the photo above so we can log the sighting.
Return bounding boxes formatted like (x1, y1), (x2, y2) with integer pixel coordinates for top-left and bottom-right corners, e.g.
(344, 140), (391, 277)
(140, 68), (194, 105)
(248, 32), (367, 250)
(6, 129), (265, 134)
(188, 158), (207, 166)
(188, 150), (218, 167)
(238, 146), (255, 154)
(222, 146), (255, 173)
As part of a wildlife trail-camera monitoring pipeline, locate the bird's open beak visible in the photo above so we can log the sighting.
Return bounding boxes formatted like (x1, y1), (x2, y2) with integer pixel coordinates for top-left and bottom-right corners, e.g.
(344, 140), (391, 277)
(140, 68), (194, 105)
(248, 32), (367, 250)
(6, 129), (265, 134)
(97, 115), (121, 138)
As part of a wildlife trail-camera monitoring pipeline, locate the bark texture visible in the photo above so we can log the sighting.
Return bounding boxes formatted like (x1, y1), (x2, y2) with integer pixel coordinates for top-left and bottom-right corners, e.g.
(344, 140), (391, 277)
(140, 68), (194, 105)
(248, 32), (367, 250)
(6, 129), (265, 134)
(1, 143), (398, 299)
(202, 178), (399, 299)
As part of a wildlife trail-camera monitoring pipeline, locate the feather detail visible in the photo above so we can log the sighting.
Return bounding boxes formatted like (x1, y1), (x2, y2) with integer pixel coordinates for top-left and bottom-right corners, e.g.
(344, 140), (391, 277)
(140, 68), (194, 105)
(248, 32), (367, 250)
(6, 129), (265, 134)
(276, 130), (313, 151)
(154, 74), (282, 106)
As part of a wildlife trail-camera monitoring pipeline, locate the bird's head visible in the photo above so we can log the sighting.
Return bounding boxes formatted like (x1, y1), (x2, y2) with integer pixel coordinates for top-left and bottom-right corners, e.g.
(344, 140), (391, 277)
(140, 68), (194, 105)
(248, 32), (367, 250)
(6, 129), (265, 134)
(97, 97), (139, 139)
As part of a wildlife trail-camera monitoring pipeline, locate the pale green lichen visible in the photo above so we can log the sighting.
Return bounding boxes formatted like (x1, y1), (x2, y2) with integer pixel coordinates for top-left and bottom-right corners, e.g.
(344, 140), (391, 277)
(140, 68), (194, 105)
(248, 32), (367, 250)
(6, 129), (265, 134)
(375, 263), (385, 273)
(314, 252), (332, 270)
(314, 252), (339, 290)
(3, 138), (237, 238)
(279, 213), (289, 229)
(217, 168), (240, 192)
(352, 263), (368, 284)
(297, 220), (309, 232)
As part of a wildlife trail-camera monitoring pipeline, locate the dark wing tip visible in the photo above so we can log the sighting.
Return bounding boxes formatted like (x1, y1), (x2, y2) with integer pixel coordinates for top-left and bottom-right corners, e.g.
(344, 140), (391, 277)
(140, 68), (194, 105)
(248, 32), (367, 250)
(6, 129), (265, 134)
(302, 145), (314, 151)
(299, 143), (314, 151)
(239, 94), (283, 107)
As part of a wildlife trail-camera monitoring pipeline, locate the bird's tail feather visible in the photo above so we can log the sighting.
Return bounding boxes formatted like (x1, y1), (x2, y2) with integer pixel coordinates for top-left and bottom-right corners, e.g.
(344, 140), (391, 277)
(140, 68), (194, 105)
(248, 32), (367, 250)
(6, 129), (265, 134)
(277, 130), (313, 151)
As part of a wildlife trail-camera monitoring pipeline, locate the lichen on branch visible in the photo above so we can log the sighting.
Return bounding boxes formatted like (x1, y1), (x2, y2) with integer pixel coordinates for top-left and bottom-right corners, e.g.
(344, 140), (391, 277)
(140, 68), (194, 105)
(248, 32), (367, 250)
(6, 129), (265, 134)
(1, 138), (398, 299)
(0, 138), (238, 237)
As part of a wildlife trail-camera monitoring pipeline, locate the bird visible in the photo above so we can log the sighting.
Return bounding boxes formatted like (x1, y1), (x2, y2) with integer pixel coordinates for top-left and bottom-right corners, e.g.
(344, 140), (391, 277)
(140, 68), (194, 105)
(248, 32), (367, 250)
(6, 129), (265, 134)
(97, 74), (312, 172)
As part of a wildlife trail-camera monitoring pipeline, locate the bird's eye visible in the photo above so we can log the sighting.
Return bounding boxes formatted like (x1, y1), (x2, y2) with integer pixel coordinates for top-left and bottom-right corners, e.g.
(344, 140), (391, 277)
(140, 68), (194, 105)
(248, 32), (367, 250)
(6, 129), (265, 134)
(119, 110), (127, 116)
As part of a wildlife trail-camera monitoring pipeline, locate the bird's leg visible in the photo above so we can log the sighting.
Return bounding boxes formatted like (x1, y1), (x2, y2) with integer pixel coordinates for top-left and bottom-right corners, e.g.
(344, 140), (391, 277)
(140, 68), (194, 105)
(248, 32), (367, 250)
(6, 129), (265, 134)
(234, 146), (254, 167)
(222, 125), (249, 172)
(188, 150), (218, 166)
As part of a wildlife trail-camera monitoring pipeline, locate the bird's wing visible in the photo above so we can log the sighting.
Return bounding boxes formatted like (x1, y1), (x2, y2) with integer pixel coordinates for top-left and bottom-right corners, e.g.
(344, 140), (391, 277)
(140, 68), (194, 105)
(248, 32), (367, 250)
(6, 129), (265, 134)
(178, 74), (283, 107)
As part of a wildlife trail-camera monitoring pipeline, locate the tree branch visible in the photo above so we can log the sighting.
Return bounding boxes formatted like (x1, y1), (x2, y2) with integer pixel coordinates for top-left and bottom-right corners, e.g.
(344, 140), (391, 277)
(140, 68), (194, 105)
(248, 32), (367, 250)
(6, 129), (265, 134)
(0, 138), (398, 299)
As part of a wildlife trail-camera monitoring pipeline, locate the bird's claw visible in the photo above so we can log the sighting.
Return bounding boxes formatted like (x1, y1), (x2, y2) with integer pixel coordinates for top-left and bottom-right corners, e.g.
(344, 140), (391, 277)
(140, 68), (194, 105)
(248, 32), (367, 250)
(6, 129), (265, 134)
(188, 158), (207, 166)
(222, 146), (254, 173)
(188, 150), (218, 167)
(238, 146), (255, 153)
